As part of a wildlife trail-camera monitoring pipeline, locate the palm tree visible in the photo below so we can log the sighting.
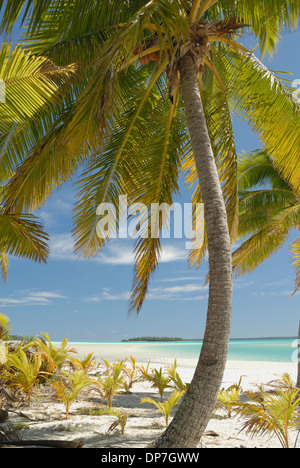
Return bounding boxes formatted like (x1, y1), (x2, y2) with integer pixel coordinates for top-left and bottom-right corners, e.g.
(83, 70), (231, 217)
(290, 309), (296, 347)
(232, 150), (300, 394)
(0, 0), (300, 447)
(0, 42), (74, 279)
(232, 150), (300, 296)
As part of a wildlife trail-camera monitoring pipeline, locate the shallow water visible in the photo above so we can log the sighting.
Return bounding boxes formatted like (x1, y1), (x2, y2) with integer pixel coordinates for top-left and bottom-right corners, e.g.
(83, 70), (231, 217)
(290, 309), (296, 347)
(65, 339), (297, 364)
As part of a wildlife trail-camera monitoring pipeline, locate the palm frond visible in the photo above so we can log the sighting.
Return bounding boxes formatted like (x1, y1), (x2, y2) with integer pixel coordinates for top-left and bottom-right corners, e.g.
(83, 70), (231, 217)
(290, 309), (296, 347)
(0, 42), (75, 197)
(129, 91), (185, 313)
(73, 62), (169, 259)
(207, 0), (300, 57)
(0, 212), (49, 263)
(0, 251), (9, 282)
(291, 237), (300, 296)
(238, 150), (294, 192)
(233, 151), (300, 284)
(0, 42), (75, 133)
(224, 48), (300, 194)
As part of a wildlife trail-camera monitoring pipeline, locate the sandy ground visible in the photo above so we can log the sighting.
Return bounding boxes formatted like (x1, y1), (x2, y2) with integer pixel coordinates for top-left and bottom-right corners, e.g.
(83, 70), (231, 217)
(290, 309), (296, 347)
(3, 358), (299, 449)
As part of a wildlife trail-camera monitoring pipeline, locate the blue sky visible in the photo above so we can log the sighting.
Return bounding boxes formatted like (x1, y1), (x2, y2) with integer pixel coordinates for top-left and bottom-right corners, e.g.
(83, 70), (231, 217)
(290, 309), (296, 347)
(1, 17), (299, 341)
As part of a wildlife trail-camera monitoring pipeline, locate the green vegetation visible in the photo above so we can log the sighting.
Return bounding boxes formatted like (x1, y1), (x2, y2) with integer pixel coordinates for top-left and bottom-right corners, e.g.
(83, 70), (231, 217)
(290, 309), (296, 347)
(95, 360), (126, 410)
(1, 321), (300, 446)
(0, 0), (299, 449)
(233, 150), (300, 295)
(233, 388), (300, 449)
(50, 370), (94, 420)
(0, 314), (11, 341)
(3, 349), (50, 405)
(141, 391), (185, 427)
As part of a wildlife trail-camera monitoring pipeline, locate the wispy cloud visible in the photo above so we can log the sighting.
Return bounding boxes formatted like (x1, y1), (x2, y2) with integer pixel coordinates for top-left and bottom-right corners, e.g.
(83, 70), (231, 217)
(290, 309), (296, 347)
(252, 289), (297, 298)
(158, 275), (204, 283)
(49, 234), (188, 266)
(0, 290), (68, 308)
(84, 280), (209, 304)
(27, 291), (67, 299)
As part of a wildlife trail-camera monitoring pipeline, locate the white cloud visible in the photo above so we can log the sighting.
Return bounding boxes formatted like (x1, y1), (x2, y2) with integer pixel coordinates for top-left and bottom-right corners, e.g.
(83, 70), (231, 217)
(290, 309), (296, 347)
(96, 243), (187, 266)
(0, 290), (68, 308)
(252, 289), (297, 298)
(50, 234), (74, 260)
(82, 297), (102, 303)
(148, 283), (208, 301)
(156, 284), (208, 294)
(93, 280), (209, 304)
(160, 246), (187, 263)
(49, 234), (189, 266)
(159, 275), (204, 283)
(27, 291), (67, 299)
(102, 290), (131, 301)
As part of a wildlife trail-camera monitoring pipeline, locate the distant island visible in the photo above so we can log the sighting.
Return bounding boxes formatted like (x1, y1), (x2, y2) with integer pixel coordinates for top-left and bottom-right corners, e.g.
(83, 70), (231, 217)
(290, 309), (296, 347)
(122, 337), (183, 342)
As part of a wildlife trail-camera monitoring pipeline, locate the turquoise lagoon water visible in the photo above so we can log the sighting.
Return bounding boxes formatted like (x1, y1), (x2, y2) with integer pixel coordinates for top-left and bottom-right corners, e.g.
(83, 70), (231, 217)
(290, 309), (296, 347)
(70, 339), (298, 364)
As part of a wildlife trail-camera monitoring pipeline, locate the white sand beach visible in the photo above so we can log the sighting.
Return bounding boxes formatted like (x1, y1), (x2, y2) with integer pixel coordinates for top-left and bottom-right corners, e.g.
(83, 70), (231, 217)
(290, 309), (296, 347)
(5, 349), (299, 449)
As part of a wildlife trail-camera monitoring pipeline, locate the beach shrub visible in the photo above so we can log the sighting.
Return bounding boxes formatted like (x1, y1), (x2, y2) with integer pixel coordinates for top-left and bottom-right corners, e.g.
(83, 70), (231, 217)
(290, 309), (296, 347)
(233, 388), (300, 448)
(98, 408), (128, 435)
(0, 314), (11, 341)
(267, 373), (295, 392)
(216, 377), (244, 418)
(139, 366), (171, 402)
(122, 356), (141, 394)
(165, 359), (189, 393)
(217, 388), (241, 418)
(141, 391), (185, 427)
(3, 349), (51, 405)
(95, 360), (126, 409)
(50, 370), (94, 420)
(70, 353), (97, 373)
(25, 333), (77, 373)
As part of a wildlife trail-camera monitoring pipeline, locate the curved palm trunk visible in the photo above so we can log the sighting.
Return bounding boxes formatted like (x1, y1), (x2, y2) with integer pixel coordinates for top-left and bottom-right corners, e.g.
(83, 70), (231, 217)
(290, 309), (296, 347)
(153, 54), (233, 448)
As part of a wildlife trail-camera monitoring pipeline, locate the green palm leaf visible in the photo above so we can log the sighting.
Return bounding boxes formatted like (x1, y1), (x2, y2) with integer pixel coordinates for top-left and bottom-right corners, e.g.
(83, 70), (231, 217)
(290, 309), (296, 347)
(224, 49), (300, 193)
(0, 212), (49, 264)
(0, 1), (299, 311)
(0, 42), (74, 279)
(233, 150), (300, 294)
(130, 92), (184, 312)
(0, 250), (9, 281)
(291, 237), (300, 296)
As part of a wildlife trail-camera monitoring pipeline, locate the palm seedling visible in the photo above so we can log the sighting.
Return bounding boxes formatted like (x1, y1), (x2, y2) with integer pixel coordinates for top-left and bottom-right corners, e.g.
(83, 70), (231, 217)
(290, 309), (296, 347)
(165, 359), (189, 393)
(98, 408), (128, 436)
(217, 388), (242, 419)
(140, 367), (171, 402)
(51, 370), (94, 420)
(122, 356), (141, 394)
(96, 361), (126, 409)
(26, 333), (77, 373)
(70, 352), (97, 373)
(233, 388), (300, 449)
(141, 391), (185, 427)
(0, 313), (11, 341)
(3, 349), (51, 405)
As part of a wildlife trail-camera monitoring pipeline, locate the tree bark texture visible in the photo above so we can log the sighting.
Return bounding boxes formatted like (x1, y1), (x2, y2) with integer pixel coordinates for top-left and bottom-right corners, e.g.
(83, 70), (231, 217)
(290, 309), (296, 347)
(153, 53), (233, 448)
